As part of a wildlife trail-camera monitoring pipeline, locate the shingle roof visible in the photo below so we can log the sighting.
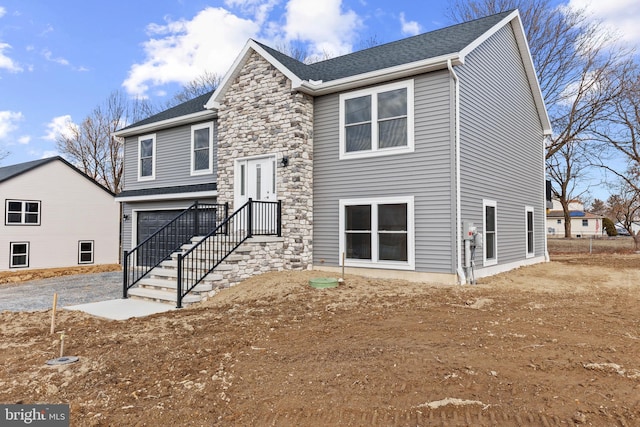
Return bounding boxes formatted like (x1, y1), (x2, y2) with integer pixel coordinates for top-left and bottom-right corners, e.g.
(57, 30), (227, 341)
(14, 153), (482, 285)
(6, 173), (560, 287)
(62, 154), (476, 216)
(120, 10), (517, 132)
(0, 157), (58, 183)
(255, 10), (513, 82)
(119, 90), (215, 131)
(0, 156), (114, 195)
(116, 183), (217, 199)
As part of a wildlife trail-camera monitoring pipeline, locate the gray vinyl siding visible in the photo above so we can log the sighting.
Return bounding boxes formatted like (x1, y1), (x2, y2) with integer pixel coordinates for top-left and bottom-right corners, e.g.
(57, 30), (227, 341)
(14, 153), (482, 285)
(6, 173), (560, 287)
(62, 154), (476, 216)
(121, 120), (217, 191)
(457, 24), (546, 265)
(313, 71), (455, 273)
(121, 198), (217, 252)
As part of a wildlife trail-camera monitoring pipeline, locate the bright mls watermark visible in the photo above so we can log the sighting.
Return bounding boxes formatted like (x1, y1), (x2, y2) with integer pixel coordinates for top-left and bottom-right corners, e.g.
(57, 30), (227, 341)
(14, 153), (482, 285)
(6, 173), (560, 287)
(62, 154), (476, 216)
(1, 404), (69, 426)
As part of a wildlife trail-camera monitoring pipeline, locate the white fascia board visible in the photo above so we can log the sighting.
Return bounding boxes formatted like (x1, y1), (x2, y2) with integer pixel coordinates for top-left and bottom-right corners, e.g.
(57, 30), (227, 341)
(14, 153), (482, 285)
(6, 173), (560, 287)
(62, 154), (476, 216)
(459, 10), (552, 135)
(205, 39), (304, 109)
(116, 190), (218, 203)
(113, 110), (217, 138)
(296, 53), (463, 96)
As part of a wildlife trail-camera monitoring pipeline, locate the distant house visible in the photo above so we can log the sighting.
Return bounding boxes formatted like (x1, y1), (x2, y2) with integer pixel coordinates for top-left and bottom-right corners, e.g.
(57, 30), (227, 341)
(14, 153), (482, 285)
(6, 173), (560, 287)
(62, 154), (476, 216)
(0, 157), (120, 271)
(546, 199), (604, 237)
(115, 9), (551, 305)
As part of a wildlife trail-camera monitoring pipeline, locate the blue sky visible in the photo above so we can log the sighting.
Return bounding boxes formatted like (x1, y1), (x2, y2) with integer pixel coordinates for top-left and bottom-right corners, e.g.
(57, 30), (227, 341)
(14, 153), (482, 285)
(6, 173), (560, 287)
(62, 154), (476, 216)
(1, 0), (639, 200)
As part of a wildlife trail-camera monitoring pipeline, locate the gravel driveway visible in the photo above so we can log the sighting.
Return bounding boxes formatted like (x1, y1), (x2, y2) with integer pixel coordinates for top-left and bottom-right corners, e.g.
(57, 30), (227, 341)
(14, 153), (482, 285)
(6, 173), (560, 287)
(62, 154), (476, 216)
(0, 271), (122, 312)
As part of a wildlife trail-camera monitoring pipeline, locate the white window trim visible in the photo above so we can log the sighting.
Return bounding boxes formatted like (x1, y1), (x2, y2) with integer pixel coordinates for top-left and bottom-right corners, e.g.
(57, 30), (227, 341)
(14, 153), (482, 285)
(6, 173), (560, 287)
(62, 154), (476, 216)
(339, 196), (415, 270)
(10, 241), (29, 268)
(138, 133), (156, 181)
(339, 80), (415, 160)
(190, 122), (214, 176)
(5, 199), (41, 225)
(78, 240), (94, 264)
(483, 199), (498, 267)
(525, 206), (534, 258)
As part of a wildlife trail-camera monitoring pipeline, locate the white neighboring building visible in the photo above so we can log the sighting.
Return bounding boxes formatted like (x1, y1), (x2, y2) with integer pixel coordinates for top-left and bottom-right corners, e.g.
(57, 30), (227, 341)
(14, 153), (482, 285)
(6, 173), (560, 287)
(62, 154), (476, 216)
(546, 199), (604, 238)
(0, 157), (120, 271)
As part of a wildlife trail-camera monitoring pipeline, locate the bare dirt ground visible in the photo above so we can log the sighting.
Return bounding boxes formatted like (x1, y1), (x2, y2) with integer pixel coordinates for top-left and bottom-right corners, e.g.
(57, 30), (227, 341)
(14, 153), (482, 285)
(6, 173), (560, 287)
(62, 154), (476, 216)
(1, 245), (640, 426)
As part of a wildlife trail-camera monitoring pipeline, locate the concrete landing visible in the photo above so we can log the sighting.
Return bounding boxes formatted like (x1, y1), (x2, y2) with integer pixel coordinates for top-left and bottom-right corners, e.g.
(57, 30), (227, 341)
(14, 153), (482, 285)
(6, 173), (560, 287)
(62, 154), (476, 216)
(64, 299), (176, 320)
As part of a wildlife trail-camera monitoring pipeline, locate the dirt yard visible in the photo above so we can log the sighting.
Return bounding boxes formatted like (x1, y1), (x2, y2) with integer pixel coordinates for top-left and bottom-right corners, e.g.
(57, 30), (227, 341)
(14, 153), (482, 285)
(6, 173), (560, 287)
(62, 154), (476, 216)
(1, 251), (640, 426)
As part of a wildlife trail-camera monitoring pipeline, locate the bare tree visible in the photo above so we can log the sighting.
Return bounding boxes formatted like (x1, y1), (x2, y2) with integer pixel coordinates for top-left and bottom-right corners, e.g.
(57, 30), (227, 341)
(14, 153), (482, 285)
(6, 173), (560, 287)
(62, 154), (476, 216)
(446, 0), (629, 159)
(547, 140), (591, 237)
(592, 66), (640, 192)
(607, 183), (640, 251)
(56, 90), (150, 193)
(163, 71), (221, 109)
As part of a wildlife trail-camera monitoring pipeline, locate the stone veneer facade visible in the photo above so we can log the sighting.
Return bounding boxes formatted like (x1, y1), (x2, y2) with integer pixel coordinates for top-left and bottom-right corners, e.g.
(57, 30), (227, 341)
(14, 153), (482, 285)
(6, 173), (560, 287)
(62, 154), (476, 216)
(216, 51), (314, 271)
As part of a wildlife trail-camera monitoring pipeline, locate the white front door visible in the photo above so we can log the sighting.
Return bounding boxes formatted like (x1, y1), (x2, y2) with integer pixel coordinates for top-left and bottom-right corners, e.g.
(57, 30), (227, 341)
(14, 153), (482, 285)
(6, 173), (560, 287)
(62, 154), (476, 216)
(235, 155), (277, 207)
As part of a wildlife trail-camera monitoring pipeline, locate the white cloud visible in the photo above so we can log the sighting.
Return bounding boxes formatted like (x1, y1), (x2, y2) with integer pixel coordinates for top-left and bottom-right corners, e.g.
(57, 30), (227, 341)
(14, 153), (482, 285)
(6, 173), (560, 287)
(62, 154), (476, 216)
(18, 135), (30, 145)
(123, 7), (260, 97)
(284, 0), (362, 58)
(43, 115), (77, 141)
(568, 0), (640, 45)
(400, 12), (421, 36)
(42, 49), (70, 66)
(0, 7), (6, 18)
(0, 43), (23, 72)
(0, 111), (23, 139)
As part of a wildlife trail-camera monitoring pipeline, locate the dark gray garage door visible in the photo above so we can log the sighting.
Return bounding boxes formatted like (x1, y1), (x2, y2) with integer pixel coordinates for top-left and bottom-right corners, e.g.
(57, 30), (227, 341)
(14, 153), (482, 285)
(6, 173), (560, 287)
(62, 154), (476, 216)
(137, 210), (185, 266)
(136, 208), (220, 266)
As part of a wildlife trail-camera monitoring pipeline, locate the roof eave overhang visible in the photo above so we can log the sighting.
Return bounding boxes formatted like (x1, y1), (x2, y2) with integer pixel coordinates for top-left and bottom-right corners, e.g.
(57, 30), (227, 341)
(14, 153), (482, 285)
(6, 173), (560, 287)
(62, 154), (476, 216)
(295, 54), (464, 96)
(115, 189), (218, 202)
(113, 110), (217, 138)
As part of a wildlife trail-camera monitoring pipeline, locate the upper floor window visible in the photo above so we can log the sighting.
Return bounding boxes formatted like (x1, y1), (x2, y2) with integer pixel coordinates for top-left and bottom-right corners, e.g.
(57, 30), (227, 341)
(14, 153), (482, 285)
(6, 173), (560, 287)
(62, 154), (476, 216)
(138, 134), (156, 180)
(5, 200), (41, 225)
(582, 219), (589, 227)
(191, 123), (214, 175)
(339, 80), (414, 160)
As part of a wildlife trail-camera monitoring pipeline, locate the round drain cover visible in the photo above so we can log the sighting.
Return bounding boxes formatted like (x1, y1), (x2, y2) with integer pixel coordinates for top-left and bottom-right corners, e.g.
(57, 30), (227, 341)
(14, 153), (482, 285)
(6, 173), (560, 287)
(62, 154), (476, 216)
(46, 356), (79, 365)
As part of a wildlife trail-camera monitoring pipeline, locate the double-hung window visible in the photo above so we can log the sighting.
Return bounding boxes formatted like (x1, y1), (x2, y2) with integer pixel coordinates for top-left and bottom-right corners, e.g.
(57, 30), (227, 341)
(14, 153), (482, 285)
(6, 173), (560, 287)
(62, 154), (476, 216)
(483, 200), (497, 266)
(138, 134), (156, 180)
(5, 200), (40, 225)
(340, 80), (414, 159)
(526, 206), (534, 257)
(78, 240), (94, 264)
(10, 242), (29, 268)
(191, 123), (213, 175)
(340, 196), (415, 270)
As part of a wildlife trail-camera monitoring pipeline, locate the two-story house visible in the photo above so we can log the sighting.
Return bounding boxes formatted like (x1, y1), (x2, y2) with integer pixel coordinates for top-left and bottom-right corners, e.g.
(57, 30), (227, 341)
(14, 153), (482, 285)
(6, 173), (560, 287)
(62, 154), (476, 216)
(115, 10), (551, 304)
(1, 156), (120, 271)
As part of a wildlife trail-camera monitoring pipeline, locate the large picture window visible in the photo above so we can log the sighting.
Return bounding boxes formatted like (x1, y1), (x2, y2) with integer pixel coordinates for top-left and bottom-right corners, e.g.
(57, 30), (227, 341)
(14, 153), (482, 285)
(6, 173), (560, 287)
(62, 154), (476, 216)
(483, 200), (497, 266)
(191, 123), (213, 175)
(138, 134), (156, 180)
(340, 196), (414, 270)
(5, 200), (40, 225)
(339, 80), (414, 159)
(10, 242), (29, 268)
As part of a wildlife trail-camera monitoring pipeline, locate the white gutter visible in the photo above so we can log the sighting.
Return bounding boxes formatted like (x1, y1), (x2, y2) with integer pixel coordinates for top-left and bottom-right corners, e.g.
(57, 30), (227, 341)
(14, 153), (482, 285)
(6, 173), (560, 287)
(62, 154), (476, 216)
(113, 110), (217, 138)
(297, 54), (463, 97)
(448, 59), (466, 285)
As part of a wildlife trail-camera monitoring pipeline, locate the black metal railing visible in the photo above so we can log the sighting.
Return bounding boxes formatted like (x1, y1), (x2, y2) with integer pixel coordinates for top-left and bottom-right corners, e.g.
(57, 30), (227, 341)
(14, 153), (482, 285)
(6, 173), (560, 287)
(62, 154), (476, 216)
(123, 201), (228, 298)
(176, 199), (281, 307)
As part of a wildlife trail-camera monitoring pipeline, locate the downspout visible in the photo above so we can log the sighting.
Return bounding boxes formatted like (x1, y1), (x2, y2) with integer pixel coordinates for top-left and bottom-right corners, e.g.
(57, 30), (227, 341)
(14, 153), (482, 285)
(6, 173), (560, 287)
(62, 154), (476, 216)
(543, 134), (551, 262)
(448, 59), (466, 285)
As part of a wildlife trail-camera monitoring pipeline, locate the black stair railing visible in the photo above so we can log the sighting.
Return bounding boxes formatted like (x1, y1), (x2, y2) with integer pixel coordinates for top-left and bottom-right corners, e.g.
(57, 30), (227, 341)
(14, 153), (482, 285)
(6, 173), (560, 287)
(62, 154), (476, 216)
(176, 199), (281, 308)
(123, 201), (229, 298)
